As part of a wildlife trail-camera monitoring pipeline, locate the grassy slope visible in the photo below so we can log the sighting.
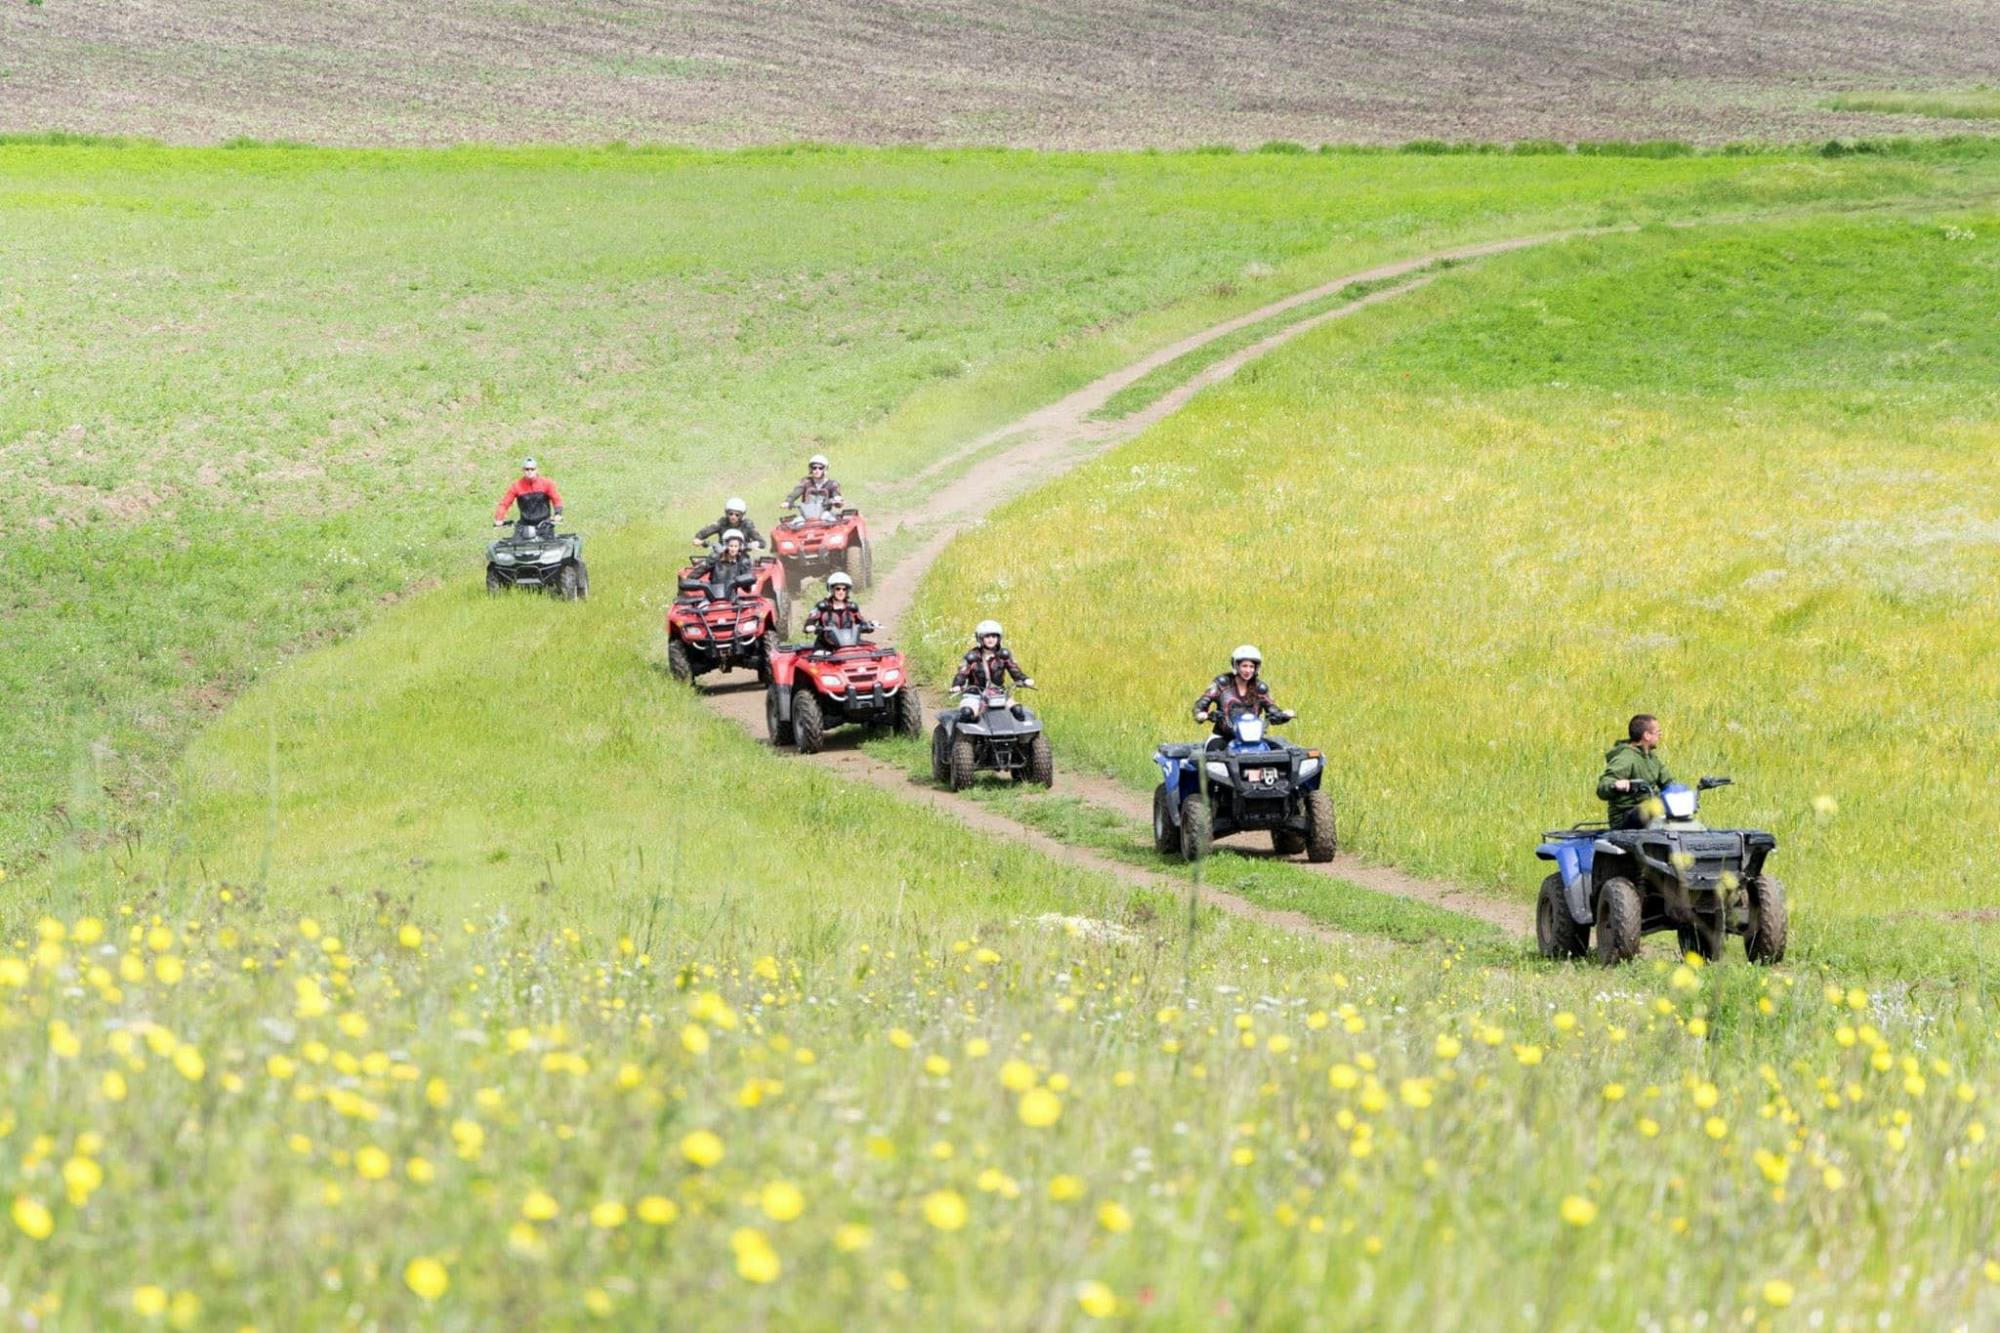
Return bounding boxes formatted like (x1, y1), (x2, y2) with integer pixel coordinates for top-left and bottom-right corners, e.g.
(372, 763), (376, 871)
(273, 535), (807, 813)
(7, 150), (2000, 1326)
(1830, 90), (2000, 122)
(9, 143), (1970, 875)
(909, 209), (2000, 966)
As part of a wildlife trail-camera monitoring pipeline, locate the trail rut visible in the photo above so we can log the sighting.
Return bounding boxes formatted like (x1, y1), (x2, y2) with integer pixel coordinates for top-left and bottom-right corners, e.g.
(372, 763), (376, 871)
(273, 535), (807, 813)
(703, 237), (1554, 939)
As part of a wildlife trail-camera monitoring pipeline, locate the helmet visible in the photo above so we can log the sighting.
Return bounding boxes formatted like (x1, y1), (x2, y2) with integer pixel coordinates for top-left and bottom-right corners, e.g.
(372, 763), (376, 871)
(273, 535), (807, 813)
(522, 456), (538, 470)
(827, 572), (853, 589)
(809, 454), (829, 469)
(975, 619), (1003, 639)
(724, 496), (746, 514)
(1231, 644), (1262, 665)
(721, 528), (745, 546)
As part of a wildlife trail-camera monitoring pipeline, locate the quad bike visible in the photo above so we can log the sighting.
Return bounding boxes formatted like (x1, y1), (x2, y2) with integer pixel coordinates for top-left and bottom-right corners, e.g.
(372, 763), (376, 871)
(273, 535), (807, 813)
(664, 570), (783, 685)
(487, 518), (588, 600)
(931, 685), (1053, 791)
(764, 623), (922, 755)
(773, 497), (873, 588)
(680, 544), (792, 634)
(1152, 708), (1335, 863)
(1535, 778), (1787, 966)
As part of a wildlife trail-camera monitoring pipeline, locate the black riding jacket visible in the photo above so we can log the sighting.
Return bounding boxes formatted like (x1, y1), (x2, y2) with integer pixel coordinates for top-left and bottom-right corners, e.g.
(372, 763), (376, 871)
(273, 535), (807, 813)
(695, 515), (764, 547)
(953, 646), (1029, 693)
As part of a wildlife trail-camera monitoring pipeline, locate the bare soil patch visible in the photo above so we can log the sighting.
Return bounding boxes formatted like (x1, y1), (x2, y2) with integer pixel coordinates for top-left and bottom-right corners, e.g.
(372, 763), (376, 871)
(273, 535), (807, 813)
(4, 1), (1998, 147)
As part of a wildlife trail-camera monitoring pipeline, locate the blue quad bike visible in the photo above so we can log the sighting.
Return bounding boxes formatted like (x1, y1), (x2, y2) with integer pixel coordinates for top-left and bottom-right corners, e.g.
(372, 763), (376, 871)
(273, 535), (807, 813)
(1535, 778), (1787, 966)
(1152, 711), (1336, 862)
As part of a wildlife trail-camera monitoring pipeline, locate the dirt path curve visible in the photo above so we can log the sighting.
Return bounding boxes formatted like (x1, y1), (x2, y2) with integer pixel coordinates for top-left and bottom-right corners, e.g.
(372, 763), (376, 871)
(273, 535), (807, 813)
(709, 235), (1569, 938)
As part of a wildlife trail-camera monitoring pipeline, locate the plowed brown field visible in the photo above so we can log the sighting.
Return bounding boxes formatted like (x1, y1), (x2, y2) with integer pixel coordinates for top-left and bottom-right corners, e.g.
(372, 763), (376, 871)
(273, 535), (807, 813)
(3, 0), (1997, 147)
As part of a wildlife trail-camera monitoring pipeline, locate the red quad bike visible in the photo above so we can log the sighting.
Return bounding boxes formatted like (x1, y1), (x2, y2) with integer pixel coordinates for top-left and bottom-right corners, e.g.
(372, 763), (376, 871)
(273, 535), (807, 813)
(664, 570), (783, 686)
(679, 545), (792, 635)
(773, 497), (873, 589)
(765, 624), (923, 754)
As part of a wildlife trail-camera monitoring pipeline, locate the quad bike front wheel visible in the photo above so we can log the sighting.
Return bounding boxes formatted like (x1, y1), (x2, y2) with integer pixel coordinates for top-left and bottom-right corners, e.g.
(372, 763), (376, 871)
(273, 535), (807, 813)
(1676, 916), (1726, 964)
(1026, 734), (1054, 787)
(1178, 794), (1213, 861)
(931, 726), (951, 785)
(1151, 785), (1179, 855)
(557, 563), (583, 601)
(792, 690), (826, 755)
(485, 567), (507, 595)
(1744, 875), (1788, 963)
(1594, 876), (1643, 966)
(949, 738), (977, 792)
(765, 687), (793, 747)
(1303, 789), (1337, 863)
(1536, 873), (1589, 960)
(666, 641), (693, 683)
(894, 688), (924, 740)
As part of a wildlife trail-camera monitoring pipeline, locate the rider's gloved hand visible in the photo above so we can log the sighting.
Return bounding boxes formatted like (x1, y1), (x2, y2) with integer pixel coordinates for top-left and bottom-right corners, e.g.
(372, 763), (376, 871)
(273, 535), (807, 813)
(1022, 678), (1034, 688)
(494, 519), (505, 527)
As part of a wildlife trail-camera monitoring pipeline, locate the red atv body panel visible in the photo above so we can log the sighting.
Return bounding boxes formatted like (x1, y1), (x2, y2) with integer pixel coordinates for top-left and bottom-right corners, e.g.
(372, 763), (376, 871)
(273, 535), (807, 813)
(772, 509), (869, 577)
(767, 639), (910, 725)
(666, 591), (780, 677)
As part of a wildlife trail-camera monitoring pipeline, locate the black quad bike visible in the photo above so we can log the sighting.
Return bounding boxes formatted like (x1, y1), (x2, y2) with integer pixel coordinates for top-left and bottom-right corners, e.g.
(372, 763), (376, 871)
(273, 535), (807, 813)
(486, 518), (588, 600)
(931, 686), (1054, 790)
(1534, 778), (1787, 966)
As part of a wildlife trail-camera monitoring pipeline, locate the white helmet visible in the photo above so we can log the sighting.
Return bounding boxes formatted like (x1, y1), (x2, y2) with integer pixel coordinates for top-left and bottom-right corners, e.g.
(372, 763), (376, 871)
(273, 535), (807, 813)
(522, 456), (538, 470)
(809, 454), (829, 468)
(725, 497), (746, 514)
(975, 619), (1003, 638)
(827, 571), (853, 589)
(721, 528), (745, 546)
(1232, 644), (1262, 665)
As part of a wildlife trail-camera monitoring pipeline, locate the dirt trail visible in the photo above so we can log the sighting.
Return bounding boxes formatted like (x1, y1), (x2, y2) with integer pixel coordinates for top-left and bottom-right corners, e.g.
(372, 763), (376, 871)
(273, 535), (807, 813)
(707, 237), (1553, 938)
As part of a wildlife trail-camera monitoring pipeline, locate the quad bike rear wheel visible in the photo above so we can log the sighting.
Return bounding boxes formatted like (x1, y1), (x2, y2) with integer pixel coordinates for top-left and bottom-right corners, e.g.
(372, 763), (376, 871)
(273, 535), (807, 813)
(1536, 873), (1589, 960)
(485, 567), (507, 595)
(1594, 876), (1643, 965)
(792, 690), (825, 755)
(765, 687), (793, 747)
(1303, 790), (1337, 863)
(1151, 785), (1179, 855)
(1026, 734), (1054, 788)
(949, 738), (977, 792)
(574, 560), (590, 599)
(1744, 875), (1788, 964)
(931, 726), (951, 785)
(844, 541), (873, 589)
(894, 688), (924, 740)
(666, 641), (693, 683)
(755, 630), (778, 685)
(1179, 793), (1213, 861)
(557, 563), (583, 601)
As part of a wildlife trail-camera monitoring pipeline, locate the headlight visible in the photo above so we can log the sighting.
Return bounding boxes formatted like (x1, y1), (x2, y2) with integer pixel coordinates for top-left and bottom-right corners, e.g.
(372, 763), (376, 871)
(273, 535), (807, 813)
(1299, 758), (1321, 780)
(538, 549), (562, 564)
(820, 673), (845, 690)
(828, 535), (847, 548)
(684, 626), (707, 639)
(881, 669), (901, 684)
(494, 552), (514, 565)
(1204, 761), (1229, 782)
(778, 541), (797, 553)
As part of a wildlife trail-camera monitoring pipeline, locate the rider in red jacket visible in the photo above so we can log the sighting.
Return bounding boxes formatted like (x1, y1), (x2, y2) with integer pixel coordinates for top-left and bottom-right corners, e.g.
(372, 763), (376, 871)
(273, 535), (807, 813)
(493, 457), (564, 530)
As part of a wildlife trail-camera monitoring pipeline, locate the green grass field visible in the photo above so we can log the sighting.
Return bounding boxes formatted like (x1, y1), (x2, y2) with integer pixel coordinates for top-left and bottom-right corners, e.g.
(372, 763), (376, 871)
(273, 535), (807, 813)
(9, 140), (2000, 1326)
(1829, 90), (2000, 122)
(910, 210), (2000, 962)
(8, 139), (1999, 875)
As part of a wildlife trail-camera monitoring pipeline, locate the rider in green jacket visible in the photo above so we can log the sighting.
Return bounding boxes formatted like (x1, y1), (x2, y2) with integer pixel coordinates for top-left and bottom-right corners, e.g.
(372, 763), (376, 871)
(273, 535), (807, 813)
(1597, 714), (1673, 829)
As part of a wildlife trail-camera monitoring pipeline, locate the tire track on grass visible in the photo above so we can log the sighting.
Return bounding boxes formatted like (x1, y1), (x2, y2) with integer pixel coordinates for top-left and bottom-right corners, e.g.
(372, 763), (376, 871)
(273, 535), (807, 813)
(705, 236), (1570, 939)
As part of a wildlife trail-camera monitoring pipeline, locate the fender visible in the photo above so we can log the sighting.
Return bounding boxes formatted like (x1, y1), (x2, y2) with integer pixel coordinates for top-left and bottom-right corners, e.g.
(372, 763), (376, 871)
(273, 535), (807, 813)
(1534, 838), (1597, 926)
(1153, 749), (1188, 816)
